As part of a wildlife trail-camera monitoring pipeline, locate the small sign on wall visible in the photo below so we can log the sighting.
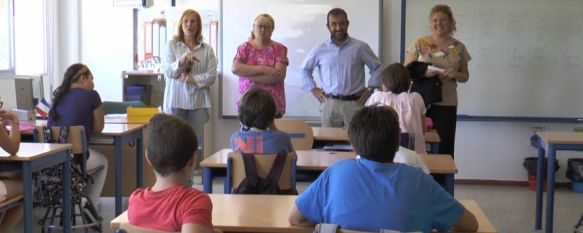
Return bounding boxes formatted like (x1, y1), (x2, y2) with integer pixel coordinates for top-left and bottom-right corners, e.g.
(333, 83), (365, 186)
(113, 0), (153, 8)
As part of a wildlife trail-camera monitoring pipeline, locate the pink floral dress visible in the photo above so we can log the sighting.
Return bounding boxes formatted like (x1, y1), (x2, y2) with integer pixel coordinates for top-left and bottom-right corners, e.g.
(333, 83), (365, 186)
(234, 41), (289, 115)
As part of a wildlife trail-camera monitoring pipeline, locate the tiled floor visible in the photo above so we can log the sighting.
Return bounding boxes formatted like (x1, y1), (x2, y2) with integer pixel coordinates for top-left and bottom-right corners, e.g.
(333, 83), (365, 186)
(12, 176), (583, 232)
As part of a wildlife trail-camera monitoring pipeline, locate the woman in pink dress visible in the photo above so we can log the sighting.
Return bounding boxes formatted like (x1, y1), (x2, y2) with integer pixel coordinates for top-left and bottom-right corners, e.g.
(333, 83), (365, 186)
(232, 13), (289, 117)
(366, 63), (427, 154)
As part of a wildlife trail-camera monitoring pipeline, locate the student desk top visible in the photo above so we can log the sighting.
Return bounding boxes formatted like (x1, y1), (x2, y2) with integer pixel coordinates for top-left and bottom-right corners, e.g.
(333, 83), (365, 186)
(19, 120), (146, 216)
(0, 143), (73, 233)
(111, 195), (497, 233)
(200, 149), (457, 194)
(534, 132), (583, 233)
(312, 127), (441, 153)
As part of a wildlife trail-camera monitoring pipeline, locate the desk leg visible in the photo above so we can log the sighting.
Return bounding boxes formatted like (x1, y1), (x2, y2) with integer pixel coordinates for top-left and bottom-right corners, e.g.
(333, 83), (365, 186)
(545, 145), (556, 233)
(62, 156), (71, 233)
(23, 163), (33, 233)
(445, 174), (454, 196)
(203, 167), (212, 193)
(535, 147), (545, 229)
(136, 136), (143, 188)
(114, 135), (123, 216)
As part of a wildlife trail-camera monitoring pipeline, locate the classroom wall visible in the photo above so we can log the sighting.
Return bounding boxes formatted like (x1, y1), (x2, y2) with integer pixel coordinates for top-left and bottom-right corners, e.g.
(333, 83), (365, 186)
(62, 0), (581, 182)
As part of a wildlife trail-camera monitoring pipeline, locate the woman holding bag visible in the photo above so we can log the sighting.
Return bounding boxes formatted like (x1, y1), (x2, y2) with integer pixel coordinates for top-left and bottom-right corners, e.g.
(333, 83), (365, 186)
(404, 4), (471, 158)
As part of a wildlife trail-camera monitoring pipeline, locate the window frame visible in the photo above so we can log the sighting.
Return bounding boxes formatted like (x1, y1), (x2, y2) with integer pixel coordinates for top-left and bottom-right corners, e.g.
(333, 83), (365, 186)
(0, 0), (15, 78)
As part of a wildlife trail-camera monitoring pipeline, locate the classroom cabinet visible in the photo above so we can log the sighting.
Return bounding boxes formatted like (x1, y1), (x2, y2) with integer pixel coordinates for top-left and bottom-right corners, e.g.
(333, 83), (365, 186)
(122, 71), (164, 107)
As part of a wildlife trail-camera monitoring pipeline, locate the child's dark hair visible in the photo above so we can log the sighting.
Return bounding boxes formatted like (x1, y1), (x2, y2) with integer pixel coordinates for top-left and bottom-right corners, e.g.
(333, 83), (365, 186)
(381, 63), (411, 94)
(348, 106), (400, 163)
(49, 63), (93, 120)
(238, 87), (276, 130)
(146, 114), (198, 177)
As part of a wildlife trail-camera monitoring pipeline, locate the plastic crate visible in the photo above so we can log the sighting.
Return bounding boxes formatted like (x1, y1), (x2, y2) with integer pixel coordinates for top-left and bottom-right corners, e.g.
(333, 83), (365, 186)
(127, 107), (158, 123)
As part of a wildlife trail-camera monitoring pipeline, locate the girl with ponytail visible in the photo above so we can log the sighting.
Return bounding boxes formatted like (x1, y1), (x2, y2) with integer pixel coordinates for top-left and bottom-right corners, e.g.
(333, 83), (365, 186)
(47, 63), (109, 210)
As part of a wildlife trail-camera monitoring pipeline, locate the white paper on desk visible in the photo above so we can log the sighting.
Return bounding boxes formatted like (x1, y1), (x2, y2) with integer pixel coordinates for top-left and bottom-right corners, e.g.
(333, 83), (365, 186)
(427, 65), (445, 73)
(105, 114), (127, 119)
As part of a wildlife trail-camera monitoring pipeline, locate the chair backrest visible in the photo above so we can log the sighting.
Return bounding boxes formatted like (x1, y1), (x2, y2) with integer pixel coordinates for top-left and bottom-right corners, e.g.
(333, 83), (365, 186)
(33, 125), (87, 155)
(0, 194), (23, 212)
(274, 119), (313, 150)
(227, 152), (297, 193)
(117, 223), (223, 233)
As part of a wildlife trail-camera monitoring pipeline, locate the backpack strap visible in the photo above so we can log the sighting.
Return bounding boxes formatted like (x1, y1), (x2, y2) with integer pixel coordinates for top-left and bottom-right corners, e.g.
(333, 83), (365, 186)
(58, 126), (69, 143)
(241, 153), (258, 178)
(265, 151), (287, 185)
(42, 126), (53, 143)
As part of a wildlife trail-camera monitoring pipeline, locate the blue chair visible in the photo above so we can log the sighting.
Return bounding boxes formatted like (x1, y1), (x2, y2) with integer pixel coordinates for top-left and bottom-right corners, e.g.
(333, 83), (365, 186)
(226, 152), (297, 195)
(33, 126), (103, 233)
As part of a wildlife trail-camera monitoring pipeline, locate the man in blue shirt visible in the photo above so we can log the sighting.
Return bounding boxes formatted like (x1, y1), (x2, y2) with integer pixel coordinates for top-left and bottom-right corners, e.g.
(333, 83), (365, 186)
(301, 8), (382, 128)
(288, 106), (478, 233)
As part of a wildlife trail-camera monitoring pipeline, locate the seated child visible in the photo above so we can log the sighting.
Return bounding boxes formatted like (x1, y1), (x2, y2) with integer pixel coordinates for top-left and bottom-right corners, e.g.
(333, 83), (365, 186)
(289, 106), (478, 232)
(0, 109), (23, 233)
(128, 114), (213, 233)
(366, 63), (427, 154)
(230, 87), (294, 154)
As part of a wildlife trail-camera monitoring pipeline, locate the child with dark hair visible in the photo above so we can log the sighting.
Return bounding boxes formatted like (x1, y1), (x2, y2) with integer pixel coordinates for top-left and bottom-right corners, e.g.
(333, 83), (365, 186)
(289, 106), (478, 232)
(128, 114), (212, 233)
(366, 63), (427, 154)
(47, 63), (108, 209)
(230, 87), (294, 154)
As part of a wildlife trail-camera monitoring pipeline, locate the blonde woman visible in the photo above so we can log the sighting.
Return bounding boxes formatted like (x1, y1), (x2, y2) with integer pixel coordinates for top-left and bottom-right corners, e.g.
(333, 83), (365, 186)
(162, 9), (217, 147)
(404, 4), (471, 158)
(232, 13), (289, 118)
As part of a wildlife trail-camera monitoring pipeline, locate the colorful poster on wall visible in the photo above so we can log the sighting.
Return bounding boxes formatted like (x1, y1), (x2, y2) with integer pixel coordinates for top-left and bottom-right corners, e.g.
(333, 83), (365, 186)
(134, 8), (218, 72)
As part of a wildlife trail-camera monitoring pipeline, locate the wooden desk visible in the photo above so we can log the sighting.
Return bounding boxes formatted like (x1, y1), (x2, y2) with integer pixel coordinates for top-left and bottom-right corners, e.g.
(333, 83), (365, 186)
(0, 143), (73, 233)
(201, 149), (457, 194)
(93, 123), (146, 216)
(111, 195), (496, 233)
(312, 127), (441, 153)
(534, 132), (583, 233)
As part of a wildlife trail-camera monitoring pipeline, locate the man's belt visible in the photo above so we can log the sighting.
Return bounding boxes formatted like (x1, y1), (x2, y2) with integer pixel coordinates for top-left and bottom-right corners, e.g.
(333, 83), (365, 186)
(325, 94), (359, 101)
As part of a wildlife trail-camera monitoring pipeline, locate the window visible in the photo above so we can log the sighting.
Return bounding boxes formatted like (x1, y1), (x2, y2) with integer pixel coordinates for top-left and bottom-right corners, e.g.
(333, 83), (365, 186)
(0, 0), (14, 75)
(14, 0), (46, 75)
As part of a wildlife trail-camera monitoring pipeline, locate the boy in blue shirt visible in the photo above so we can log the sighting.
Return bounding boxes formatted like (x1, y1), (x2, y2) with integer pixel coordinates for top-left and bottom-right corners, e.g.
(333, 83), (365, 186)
(288, 106), (478, 233)
(230, 87), (294, 154)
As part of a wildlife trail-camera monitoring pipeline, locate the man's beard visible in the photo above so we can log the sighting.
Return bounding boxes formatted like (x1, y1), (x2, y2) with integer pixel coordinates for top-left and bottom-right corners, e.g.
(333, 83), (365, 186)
(331, 31), (348, 42)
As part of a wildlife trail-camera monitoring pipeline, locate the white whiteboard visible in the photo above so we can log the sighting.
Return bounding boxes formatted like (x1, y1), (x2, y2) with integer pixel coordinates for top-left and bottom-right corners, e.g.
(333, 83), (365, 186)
(221, 0), (381, 118)
(406, 0), (583, 118)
